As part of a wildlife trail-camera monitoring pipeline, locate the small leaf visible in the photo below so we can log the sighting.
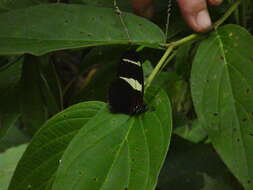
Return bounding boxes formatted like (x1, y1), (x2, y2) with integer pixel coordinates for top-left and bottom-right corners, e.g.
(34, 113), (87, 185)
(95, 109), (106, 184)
(0, 4), (165, 55)
(191, 24), (253, 190)
(174, 120), (207, 143)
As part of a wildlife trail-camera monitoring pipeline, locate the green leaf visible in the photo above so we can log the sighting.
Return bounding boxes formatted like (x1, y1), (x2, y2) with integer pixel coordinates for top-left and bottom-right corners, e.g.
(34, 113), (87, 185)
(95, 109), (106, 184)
(200, 173), (233, 190)
(0, 144), (27, 190)
(52, 89), (172, 190)
(191, 24), (253, 190)
(0, 4), (165, 56)
(174, 43), (192, 76)
(20, 55), (48, 134)
(0, 114), (20, 141)
(0, 57), (23, 140)
(38, 55), (62, 115)
(0, 0), (47, 12)
(174, 120), (207, 144)
(70, 0), (132, 11)
(8, 101), (105, 190)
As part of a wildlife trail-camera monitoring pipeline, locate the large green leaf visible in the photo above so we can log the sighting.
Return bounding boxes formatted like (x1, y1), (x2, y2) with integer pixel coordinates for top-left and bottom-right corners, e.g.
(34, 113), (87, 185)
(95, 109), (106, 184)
(8, 101), (105, 190)
(70, 0), (132, 10)
(0, 0), (47, 12)
(191, 24), (253, 190)
(0, 4), (165, 56)
(52, 89), (172, 190)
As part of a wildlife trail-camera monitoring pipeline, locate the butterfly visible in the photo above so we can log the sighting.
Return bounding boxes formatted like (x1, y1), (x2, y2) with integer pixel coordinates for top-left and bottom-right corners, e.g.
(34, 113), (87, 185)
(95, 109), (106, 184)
(108, 50), (148, 115)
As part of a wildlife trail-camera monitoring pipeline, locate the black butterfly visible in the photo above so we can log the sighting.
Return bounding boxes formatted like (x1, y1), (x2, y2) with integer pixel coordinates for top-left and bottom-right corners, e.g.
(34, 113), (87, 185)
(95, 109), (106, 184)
(108, 50), (148, 115)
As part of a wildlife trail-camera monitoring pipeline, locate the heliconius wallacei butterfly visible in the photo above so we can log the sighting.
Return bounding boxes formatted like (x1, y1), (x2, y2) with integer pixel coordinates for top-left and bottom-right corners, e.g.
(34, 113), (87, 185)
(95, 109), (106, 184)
(108, 50), (148, 115)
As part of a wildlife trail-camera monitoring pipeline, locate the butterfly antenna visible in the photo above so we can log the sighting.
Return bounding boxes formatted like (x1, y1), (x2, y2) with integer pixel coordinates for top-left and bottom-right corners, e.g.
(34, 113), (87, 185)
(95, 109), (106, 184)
(165, 0), (172, 40)
(113, 0), (131, 41)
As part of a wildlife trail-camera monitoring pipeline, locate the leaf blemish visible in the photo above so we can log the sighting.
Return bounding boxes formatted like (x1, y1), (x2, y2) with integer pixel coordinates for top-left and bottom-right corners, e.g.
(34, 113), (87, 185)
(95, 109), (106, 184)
(78, 171), (84, 176)
(93, 177), (98, 182)
(213, 112), (218, 116)
(242, 118), (247, 122)
(219, 56), (224, 60)
(246, 88), (250, 94)
(237, 138), (240, 142)
(248, 180), (251, 184)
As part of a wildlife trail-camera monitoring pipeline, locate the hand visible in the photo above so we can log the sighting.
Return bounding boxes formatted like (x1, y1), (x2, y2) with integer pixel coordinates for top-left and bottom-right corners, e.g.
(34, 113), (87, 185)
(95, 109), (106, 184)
(177, 0), (222, 32)
(131, 0), (223, 33)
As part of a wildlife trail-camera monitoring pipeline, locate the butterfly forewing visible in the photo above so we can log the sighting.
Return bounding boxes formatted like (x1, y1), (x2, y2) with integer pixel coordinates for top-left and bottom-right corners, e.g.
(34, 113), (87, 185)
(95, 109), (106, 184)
(108, 50), (146, 115)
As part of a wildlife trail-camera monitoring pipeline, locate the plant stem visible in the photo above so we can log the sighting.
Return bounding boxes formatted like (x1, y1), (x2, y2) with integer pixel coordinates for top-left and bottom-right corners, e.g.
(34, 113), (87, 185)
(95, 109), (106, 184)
(145, 0), (241, 91)
(213, 0), (242, 29)
(145, 46), (174, 91)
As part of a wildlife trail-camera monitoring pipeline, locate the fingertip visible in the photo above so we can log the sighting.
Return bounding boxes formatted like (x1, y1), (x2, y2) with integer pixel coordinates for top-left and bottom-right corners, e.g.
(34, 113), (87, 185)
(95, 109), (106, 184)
(209, 0), (223, 6)
(177, 0), (212, 33)
(196, 10), (212, 32)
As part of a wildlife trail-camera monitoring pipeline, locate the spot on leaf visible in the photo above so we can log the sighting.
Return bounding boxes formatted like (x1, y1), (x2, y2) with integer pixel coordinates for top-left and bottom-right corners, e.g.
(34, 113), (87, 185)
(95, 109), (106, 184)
(242, 118), (247, 122)
(213, 112), (219, 117)
(93, 177), (98, 182)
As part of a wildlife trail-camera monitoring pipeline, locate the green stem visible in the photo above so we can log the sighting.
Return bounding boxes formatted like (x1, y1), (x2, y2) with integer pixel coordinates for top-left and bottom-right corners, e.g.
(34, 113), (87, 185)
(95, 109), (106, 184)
(160, 50), (177, 72)
(213, 0), (242, 29)
(145, 46), (174, 91)
(170, 34), (202, 47)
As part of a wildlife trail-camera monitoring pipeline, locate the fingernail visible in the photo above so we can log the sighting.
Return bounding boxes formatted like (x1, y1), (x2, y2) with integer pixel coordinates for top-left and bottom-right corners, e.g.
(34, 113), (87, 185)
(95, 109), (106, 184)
(196, 10), (212, 30)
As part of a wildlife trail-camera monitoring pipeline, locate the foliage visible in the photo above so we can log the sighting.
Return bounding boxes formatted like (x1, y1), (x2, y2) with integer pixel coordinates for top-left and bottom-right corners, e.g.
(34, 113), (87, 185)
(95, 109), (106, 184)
(0, 0), (252, 190)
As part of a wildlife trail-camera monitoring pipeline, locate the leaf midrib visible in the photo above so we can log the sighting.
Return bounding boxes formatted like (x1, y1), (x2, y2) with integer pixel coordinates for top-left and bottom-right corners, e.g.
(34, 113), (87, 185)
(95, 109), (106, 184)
(99, 118), (135, 190)
(215, 29), (251, 181)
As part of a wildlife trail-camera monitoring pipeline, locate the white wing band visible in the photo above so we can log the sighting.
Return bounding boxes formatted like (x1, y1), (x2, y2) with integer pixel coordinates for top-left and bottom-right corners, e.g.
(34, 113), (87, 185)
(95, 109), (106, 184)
(123, 58), (141, 67)
(120, 77), (142, 92)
